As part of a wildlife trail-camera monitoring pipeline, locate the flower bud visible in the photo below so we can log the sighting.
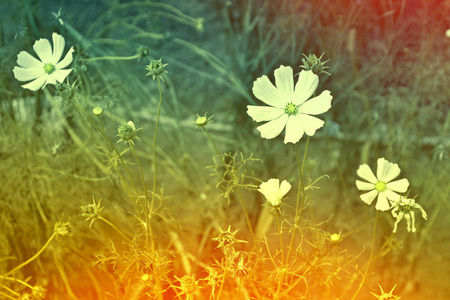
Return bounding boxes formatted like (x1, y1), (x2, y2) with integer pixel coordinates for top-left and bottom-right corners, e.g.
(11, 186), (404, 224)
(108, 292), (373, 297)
(92, 106), (103, 117)
(194, 113), (213, 128)
(329, 231), (342, 243)
(54, 220), (72, 237)
(146, 58), (168, 79)
(81, 197), (104, 228)
(137, 46), (149, 61)
(118, 121), (137, 141)
(300, 53), (330, 76)
(55, 81), (77, 102)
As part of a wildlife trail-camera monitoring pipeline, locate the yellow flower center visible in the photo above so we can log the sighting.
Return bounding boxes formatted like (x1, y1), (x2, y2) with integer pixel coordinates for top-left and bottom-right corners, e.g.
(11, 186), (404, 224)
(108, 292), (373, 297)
(284, 102), (297, 115)
(375, 181), (386, 192)
(44, 63), (55, 74)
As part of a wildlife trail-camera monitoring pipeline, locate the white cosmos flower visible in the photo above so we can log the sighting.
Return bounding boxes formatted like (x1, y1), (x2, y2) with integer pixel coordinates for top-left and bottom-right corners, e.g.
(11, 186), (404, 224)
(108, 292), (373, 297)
(13, 32), (74, 91)
(355, 157), (409, 211)
(247, 65), (333, 144)
(258, 178), (291, 207)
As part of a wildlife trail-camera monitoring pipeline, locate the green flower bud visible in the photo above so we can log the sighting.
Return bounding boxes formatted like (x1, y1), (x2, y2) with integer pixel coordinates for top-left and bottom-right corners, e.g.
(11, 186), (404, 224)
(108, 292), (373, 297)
(54, 220), (72, 237)
(137, 45), (150, 61)
(329, 231), (342, 243)
(146, 58), (168, 80)
(300, 53), (331, 76)
(92, 106), (103, 117)
(117, 121), (141, 144)
(194, 113), (213, 129)
(81, 197), (104, 228)
(118, 121), (136, 140)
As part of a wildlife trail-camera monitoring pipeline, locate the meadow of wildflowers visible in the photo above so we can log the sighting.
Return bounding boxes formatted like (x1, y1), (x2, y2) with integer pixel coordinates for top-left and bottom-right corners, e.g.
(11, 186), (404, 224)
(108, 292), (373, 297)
(0, 0), (449, 299)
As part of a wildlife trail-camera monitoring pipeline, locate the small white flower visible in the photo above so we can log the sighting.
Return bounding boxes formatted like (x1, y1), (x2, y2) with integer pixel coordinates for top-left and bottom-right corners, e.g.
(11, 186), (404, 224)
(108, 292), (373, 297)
(258, 178), (291, 207)
(247, 66), (333, 144)
(356, 157), (409, 211)
(13, 32), (74, 91)
(391, 196), (427, 233)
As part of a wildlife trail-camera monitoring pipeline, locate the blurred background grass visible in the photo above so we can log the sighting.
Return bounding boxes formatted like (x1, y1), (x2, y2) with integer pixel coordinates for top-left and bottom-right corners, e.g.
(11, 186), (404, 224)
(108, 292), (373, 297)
(0, 0), (449, 299)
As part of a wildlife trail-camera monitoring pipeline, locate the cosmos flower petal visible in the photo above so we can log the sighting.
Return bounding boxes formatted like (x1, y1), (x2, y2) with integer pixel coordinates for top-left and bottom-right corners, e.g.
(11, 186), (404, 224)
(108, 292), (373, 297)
(355, 180), (375, 191)
(297, 114), (325, 136)
(13, 66), (45, 81)
(284, 115), (304, 144)
(279, 180), (292, 197)
(376, 158), (400, 182)
(256, 114), (288, 139)
(265, 178), (280, 189)
(386, 178), (409, 193)
(259, 178), (290, 206)
(52, 69), (73, 83)
(383, 162), (401, 182)
(45, 74), (57, 85)
(56, 47), (74, 69)
(376, 158), (389, 181)
(258, 178), (279, 197)
(33, 38), (53, 62)
(409, 211), (417, 232)
(252, 75), (284, 108)
(392, 212), (403, 233)
(298, 90), (332, 115)
(356, 164), (378, 184)
(51, 32), (65, 64)
(16, 51), (43, 68)
(292, 70), (318, 105)
(274, 65), (294, 104)
(360, 189), (378, 205)
(384, 189), (401, 201)
(247, 105), (285, 122)
(21, 75), (48, 91)
(375, 192), (390, 211)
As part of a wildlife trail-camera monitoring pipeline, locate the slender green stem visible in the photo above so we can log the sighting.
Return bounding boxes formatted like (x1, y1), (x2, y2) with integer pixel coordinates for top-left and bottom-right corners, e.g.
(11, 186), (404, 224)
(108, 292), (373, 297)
(351, 210), (379, 300)
(276, 210), (284, 265)
(99, 216), (132, 243)
(202, 127), (223, 163)
(129, 141), (149, 246)
(148, 76), (164, 252)
(286, 137), (310, 263)
(83, 54), (140, 63)
(275, 209), (284, 299)
(5, 232), (56, 277)
(0, 275), (34, 289)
